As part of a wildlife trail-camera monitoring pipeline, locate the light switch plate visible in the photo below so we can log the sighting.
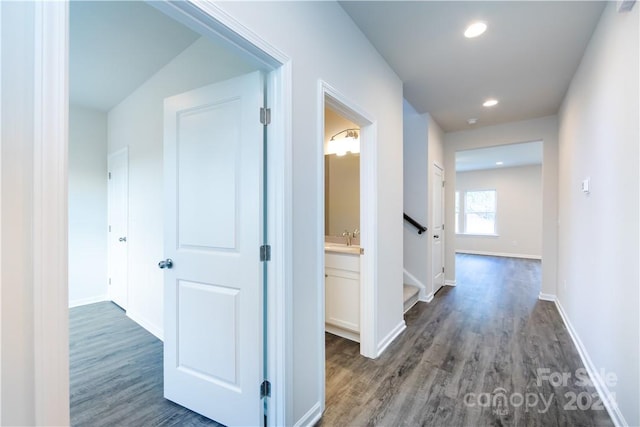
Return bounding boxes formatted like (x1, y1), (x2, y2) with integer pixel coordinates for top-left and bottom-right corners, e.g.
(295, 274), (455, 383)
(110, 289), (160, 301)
(582, 178), (590, 194)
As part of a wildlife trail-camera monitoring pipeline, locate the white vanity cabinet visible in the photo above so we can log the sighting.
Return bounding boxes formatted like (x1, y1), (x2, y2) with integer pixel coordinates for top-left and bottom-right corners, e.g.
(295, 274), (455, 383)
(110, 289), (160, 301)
(325, 251), (360, 342)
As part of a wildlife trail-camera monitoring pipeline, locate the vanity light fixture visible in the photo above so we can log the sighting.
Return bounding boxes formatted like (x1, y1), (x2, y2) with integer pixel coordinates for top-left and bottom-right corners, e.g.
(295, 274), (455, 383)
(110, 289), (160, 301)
(483, 99), (499, 107)
(326, 128), (360, 156)
(464, 21), (487, 38)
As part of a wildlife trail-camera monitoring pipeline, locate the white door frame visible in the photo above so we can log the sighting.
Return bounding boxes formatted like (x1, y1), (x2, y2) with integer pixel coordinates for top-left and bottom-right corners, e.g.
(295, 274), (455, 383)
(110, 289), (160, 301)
(318, 81), (378, 410)
(32, 1), (293, 425)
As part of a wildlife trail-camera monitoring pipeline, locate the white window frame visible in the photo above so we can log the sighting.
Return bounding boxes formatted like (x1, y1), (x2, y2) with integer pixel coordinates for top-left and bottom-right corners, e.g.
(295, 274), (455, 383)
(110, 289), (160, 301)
(456, 189), (498, 236)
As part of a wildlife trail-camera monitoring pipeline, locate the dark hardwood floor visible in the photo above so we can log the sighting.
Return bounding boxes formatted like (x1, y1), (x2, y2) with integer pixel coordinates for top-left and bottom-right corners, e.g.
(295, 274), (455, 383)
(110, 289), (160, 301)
(69, 302), (222, 427)
(321, 254), (614, 426)
(71, 254), (613, 426)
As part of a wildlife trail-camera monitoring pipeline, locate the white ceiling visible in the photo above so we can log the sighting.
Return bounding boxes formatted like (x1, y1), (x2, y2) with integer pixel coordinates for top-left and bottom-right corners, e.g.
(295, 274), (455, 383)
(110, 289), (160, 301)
(70, 1), (200, 111)
(456, 141), (542, 172)
(340, 1), (606, 132)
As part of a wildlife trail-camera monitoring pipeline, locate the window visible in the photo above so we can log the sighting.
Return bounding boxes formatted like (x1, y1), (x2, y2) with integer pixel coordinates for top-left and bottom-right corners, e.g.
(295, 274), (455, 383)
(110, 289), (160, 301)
(456, 190), (497, 234)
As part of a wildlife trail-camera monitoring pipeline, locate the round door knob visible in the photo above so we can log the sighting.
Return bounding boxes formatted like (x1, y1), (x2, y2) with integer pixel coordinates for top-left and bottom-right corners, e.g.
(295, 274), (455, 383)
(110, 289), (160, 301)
(158, 258), (173, 269)
(119, 237), (127, 242)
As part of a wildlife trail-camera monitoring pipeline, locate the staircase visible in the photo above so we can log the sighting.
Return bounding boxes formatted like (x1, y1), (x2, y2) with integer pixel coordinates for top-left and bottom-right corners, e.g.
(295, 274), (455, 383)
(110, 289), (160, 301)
(403, 284), (420, 313)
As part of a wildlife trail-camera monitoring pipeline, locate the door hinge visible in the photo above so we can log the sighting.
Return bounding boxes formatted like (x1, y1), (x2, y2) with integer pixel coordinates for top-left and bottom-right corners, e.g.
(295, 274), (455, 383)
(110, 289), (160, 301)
(109, 225), (112, 232)
(442, 267), (445, 273)
(442, 180), (445, 187)
(260, 245), (271, 261)
(260, 107), (271, 126)
(260, 380), (271, 398)
(108, 172), (112, 180)
(442, 224), (445, 230)
(109, 278), (111, 285)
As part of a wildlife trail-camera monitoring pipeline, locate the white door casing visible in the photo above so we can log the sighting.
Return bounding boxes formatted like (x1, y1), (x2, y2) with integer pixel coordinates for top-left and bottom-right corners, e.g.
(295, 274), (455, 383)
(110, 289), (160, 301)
(29, 1), (292, 425)
(163, 71), (264, 426)
(108, 148), (129, 310)
(432, 164), (444, 293)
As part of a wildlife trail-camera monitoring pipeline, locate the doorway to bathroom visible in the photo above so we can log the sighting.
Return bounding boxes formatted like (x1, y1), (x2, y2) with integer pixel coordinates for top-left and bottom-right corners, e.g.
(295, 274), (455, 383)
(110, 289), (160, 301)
(321, 90), (375, 356)
(320, 85), (378, 413)
(323, 105), (362, 342)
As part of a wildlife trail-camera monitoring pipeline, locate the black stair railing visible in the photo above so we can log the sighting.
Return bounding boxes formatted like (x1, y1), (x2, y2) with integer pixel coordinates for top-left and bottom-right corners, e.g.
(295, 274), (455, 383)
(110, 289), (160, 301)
(403, 213), (427, 235)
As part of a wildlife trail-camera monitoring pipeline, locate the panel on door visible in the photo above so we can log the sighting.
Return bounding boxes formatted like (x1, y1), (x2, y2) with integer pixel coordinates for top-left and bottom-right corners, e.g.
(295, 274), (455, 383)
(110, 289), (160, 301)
(163, 71), (264, 426)
(108, 148), (128, 310)
(432, 165), (444, 292)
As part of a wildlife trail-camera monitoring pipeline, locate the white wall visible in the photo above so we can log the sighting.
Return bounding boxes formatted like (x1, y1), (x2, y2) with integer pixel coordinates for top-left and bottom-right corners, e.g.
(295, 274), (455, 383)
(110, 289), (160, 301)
(403, 100), (429, 292)
(455, 165), (542, 259)
(1, 2), (36, 424)
(444, 116), (558, 296)
(558, 3), (639, 425)
(216, 3), (404, 424)
(108, 37), (257, 337)
(402, 103), (445, 299)
(2, 2), (404, 425)
(68, 105), (108, 307)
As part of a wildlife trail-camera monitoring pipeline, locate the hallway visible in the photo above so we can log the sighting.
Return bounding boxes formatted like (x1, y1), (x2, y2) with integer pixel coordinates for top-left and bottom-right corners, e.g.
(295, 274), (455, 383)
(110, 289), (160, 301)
(321, 254), (614, 426)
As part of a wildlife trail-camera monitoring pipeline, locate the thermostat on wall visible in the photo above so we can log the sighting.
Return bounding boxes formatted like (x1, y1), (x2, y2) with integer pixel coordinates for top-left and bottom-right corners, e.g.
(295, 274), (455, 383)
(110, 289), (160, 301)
(581, 178), (590, 194)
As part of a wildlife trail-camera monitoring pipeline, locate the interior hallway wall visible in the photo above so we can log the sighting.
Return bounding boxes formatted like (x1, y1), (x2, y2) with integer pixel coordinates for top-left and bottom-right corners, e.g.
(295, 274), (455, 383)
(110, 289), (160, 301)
(108, 36), (257, 337)
(68, 105), (108, 307)
(403, 103), (445, 298)
(1, 2), (38, 424)
(557, 2), (639, 425)
(403, 101), (446, 297)
(216, 2), (404, 424)
(403, 100), (429, 293)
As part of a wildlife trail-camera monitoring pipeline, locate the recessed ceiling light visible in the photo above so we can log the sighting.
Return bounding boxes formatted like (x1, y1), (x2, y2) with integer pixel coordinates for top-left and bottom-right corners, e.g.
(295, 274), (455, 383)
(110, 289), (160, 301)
(464, 22), (487, 38)
(483, 99), (499, 107)
(467, 118), (478, 125)
(496, 161), (504, 166)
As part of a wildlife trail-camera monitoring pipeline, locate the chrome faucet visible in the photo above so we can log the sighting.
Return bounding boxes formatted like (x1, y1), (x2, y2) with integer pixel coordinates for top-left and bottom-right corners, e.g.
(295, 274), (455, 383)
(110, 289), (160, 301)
(342, 230), (353, 246)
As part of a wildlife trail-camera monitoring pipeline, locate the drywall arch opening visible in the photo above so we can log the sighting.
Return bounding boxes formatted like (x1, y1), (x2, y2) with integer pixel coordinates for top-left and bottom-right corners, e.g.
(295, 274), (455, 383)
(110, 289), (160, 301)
(442, 116), (559, 299)
(454, 140), (544, 263)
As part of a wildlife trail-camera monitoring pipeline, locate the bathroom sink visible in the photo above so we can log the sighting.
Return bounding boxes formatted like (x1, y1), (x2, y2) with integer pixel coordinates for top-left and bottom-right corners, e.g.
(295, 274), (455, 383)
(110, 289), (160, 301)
(324, 242), (363, 255)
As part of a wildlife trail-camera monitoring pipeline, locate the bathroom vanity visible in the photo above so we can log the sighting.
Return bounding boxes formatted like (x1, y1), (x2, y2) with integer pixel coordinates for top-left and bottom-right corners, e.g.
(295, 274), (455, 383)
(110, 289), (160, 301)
(324, 243), (361, 342)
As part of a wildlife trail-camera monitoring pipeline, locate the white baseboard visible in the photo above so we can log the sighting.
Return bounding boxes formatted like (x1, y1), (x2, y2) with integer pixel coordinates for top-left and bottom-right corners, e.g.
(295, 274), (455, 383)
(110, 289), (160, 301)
(554, 299), (627, 427)
(421, 292), (434, 303)
(445, 280), (457, 287)
(325, 325), (360, 343)
(538, 292), (557, 302)
(127, 310), (164, 341)
(403, 297), (419, 314)
(68, 294), (108, 308)
(293, 401), (322, 427)
(376, 320), (406, 357)
(456, 250), (542, 260)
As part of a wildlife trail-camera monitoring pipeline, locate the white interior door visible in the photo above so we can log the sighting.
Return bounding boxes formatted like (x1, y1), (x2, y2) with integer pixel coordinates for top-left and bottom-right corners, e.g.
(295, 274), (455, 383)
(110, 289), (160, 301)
(108, 148), (129, 309)
(162, 71), (264, 426)
(432, 164), (444, 293)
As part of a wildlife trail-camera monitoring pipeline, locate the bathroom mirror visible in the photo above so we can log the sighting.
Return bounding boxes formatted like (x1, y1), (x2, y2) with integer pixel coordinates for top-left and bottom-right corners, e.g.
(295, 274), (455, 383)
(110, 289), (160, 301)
(324, 107), (360, 236)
